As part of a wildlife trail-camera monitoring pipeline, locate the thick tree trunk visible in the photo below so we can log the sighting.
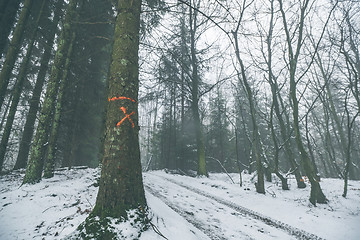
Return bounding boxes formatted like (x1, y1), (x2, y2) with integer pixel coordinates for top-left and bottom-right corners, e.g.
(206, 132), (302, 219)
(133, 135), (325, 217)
(0, 0), (33, 109)
(89, 0), (146, 224)
(0, 0), (46, 172)
(23, 0), (77, 184)
(14, 0), (64, 170)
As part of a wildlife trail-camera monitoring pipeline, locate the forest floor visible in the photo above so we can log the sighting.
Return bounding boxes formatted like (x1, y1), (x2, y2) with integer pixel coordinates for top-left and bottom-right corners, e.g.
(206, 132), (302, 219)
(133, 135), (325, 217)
(0, 167), (359, 239)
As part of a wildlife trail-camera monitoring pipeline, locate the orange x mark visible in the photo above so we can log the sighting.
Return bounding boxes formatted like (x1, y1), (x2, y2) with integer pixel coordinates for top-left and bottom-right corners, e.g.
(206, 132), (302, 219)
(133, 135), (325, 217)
(116, 106), (135, 128)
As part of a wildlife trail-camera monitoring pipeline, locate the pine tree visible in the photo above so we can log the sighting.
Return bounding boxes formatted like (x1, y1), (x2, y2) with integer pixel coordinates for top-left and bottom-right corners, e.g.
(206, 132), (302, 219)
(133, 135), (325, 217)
(0, 0), (33, 109)
(58, 0), (113, 168)
(0, 0), (21, 58)
(0, 0), (46, 172)
(14, 0), (64, 170)
(43, 32), (75, 178)
(79, 0), (148, 237)
(23, 0), (77, 184)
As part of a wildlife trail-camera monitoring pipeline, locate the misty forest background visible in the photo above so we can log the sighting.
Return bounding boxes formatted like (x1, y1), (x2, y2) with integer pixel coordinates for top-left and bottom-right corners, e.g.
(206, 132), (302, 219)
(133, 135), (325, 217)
(0, 0), (359, 201)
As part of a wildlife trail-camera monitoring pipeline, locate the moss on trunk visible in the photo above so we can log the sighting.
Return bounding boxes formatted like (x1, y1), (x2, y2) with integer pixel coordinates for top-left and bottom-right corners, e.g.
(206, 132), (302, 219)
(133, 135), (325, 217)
(14, 0), (64, 170)
(84, 1), (147, 235)
(23, 0), (77, 184)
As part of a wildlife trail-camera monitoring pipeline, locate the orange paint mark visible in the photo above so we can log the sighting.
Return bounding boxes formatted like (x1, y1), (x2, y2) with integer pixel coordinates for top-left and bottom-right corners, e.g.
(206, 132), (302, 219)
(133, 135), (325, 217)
(116, 107), (135, 128)
(108, 96), (136, 128)
(108, 96), (135, 102)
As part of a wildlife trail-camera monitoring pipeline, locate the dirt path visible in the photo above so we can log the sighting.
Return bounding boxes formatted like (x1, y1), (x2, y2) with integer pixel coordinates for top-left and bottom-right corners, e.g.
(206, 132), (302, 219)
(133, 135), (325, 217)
(144, 173), (324, 240)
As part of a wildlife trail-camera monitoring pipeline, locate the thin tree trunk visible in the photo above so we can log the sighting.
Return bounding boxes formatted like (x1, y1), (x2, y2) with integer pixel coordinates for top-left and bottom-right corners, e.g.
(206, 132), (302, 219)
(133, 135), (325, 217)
(343, 96), (358, 197)
(0, 0), (33, 109)
(189, 0), (207, 177)
(279, 0), (327, 205)
(0, 0), (21, 58)
(0, 0), (46, 172)
(14, 0), (64, 170)
(23, 0), (77, 184)
(0, 94), (12, 130)
(265, 0), (305, 187)
(270, 101), (289, 190)
(43, 32), (75, 178)
(233, 32), (264, 194)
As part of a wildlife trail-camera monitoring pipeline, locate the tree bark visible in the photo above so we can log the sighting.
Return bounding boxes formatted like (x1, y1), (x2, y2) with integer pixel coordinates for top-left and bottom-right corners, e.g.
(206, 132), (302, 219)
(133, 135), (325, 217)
(90, 0), (146, 221)
(43, 32), (75, 178)
(0, 0), (33, 109)
(0, 0), (46, 172)
(23, 0), (77, 184)
(14, 0), (64, 170)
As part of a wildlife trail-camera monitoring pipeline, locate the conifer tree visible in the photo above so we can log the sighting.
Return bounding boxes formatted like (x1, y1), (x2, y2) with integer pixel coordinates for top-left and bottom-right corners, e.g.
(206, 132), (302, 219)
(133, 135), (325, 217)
(23, 0), (77, 184)
(0, 0), (46, 172)
(0, 0), (21, 58)
(79, 0), (148, 237)
(43, 33), (75, 178)
(0, 0), (33, 109)
(14, 0), (64, 170)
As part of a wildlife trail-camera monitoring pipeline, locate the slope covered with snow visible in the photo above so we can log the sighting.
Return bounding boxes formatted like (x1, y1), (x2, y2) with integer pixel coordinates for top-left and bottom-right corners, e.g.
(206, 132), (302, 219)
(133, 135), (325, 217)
(0, 168), (359, 239)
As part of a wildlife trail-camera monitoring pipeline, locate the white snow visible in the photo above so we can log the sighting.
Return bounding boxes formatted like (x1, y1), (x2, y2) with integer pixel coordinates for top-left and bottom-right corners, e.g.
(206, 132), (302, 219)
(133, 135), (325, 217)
(0, 168), (359, 239)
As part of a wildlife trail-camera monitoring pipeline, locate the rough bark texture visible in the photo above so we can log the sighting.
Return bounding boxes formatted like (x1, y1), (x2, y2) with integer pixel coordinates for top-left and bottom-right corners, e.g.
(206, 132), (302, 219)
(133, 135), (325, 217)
(43, 33), (75, 179)
(0, 0), (46, 172)
(90, 0), (146, 219)
(23, 0), (77, 184)
(0, 0), (33, 109)
(14, 0), (64, 170)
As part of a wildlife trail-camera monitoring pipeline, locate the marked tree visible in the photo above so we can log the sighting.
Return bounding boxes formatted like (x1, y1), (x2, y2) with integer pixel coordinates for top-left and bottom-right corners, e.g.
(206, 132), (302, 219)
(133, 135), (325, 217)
(79, 0), (148, 238)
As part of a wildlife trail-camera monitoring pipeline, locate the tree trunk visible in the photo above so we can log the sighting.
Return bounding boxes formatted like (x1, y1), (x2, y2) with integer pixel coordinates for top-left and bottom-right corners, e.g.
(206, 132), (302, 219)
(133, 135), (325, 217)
(14, 0), (64, 170)
(43, 32), (75, 178)
(270, 102), (289, 190)
(0, 0), (33, 109)
(0, 0), (46, 172)
(86, 0), (147, 234)
(233, 32), (264, 194)
(279, 0), (327, 205)
(0, 0), (21, 58)
(189, 0), (207, 177)
(23, 0), (77, 184)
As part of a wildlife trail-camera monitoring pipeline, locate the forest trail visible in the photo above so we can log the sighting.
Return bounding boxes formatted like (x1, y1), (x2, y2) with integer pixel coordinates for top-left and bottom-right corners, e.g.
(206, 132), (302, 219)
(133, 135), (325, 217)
(144, 172), (324, 240)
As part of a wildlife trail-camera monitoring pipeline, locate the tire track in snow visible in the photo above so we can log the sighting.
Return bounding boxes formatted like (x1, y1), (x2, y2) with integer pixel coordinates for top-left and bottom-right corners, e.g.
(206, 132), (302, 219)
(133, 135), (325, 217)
(144, 185), (255, 240)
(147, 173), (324, 240)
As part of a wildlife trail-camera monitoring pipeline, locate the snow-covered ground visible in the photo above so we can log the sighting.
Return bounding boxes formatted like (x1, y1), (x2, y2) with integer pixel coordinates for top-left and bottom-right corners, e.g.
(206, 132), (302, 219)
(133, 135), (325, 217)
(0, 168), (359, 239)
